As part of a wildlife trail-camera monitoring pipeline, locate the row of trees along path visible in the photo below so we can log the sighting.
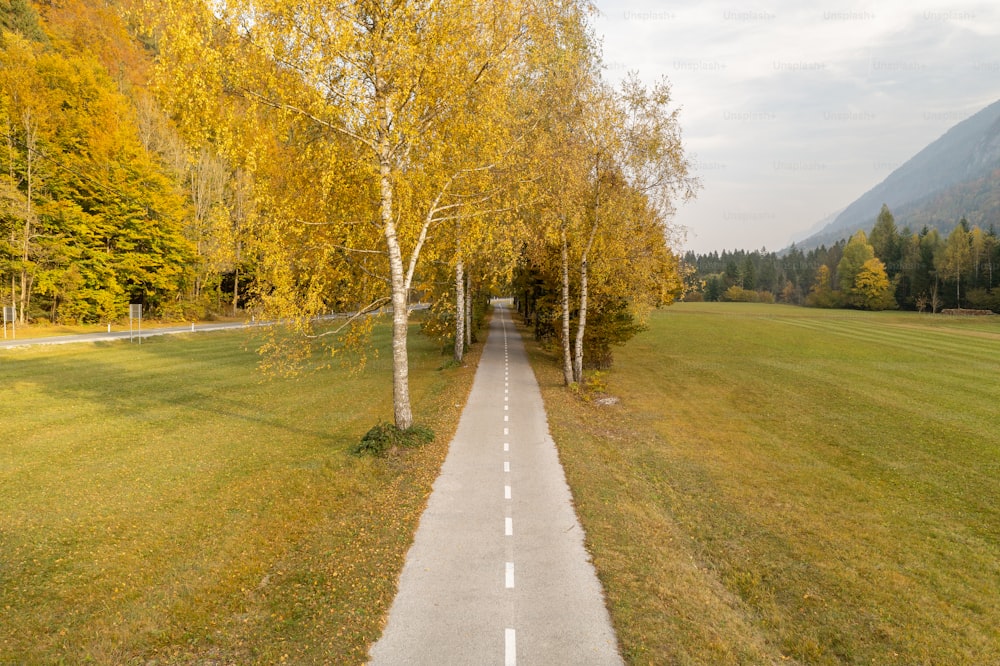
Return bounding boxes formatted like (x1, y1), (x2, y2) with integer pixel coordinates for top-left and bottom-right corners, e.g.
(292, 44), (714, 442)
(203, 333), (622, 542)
(148, 0), (696, 429)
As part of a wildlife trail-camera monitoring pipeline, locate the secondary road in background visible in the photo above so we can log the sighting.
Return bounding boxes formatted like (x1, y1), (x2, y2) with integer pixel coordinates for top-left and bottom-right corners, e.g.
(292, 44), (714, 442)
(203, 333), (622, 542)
(369, 302), (622, 665)
(0, 306), (430, 350)
(0, 321), (253, 349)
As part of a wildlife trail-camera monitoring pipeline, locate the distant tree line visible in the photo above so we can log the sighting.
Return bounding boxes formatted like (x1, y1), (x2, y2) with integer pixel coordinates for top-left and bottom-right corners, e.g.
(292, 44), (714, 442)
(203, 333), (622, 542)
(686, 204), (1000, 313)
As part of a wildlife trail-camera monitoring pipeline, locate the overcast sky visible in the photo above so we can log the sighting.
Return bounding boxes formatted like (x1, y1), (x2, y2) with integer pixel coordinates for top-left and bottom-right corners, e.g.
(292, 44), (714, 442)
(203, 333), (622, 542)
(590, 1), (1000, 253)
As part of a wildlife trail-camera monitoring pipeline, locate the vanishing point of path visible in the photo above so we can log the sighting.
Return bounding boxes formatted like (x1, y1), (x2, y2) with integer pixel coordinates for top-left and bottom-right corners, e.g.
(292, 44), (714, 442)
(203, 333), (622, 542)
(369, 302), (623, 665)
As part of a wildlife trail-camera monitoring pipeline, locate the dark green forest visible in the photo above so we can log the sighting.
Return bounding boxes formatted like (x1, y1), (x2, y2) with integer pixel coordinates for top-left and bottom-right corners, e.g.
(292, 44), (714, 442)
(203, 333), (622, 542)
(686, 204), (1000, 313)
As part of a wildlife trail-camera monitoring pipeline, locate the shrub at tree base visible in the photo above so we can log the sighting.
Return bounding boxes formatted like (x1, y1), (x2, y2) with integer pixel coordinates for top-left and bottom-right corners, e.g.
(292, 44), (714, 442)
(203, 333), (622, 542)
(353, 422), (436, 457)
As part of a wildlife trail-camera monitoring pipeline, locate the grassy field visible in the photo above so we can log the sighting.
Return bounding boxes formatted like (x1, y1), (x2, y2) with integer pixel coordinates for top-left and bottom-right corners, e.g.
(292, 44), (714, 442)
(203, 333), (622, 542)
(526, 302), (1000, 665)
(0, 318), (482, 664)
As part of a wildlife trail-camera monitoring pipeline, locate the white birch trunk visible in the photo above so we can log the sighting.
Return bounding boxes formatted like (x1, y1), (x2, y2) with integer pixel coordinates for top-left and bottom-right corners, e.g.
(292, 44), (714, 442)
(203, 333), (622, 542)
(560, 230), (573, 386)
(454, 259), (465, 363)
(380, 155), (414, 430)
(464, 271), (472, 349)
(232, 240), (241, 317)
(573, 257), (588, 383)
(19, 111), (35, 324)
(573, 218), (599, 384)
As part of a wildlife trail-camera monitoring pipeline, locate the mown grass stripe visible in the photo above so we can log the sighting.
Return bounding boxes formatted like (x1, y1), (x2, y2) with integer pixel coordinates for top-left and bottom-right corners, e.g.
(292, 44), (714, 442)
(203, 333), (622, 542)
(0, 319), (483, 664)
(527, 302), (1000, 665)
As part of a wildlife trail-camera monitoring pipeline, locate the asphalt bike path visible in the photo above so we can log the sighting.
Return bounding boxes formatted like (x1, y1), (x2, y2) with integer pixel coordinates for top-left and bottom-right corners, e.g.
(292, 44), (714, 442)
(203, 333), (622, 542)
(369, 302), (622, 665)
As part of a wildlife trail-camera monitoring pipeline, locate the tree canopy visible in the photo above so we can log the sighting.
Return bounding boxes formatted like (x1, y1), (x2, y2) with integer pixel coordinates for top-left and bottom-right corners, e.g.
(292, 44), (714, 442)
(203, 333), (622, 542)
(146, 0), (694, 424)
(1, 0), (695, 428)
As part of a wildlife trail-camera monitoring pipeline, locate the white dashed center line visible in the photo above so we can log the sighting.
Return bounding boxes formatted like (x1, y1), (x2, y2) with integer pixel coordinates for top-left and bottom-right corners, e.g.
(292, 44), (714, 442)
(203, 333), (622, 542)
(501, 305), (518, 665)
(505, 628), (516, 666)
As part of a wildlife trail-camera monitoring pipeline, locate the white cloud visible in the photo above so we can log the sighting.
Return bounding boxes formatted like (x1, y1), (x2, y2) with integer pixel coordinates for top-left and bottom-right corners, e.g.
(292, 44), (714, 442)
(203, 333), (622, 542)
(591, 0), (1000, 252)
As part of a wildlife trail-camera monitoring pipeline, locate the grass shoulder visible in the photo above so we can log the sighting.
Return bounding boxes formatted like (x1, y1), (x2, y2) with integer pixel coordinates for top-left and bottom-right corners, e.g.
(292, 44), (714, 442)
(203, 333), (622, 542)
(0, 316), (486, 664)
(519, 302), (1000, 664)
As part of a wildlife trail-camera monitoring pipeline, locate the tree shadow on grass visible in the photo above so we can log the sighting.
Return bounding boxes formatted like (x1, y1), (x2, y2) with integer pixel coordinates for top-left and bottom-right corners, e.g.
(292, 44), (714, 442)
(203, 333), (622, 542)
(0, 331), (392, 450)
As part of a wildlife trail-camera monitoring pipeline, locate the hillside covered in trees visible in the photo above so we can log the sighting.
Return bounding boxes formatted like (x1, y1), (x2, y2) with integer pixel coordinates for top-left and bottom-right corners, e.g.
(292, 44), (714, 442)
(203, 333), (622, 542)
(2, 0), (696, 426)
(1, 0), (203, 324)
(687, 204), (1000, 313)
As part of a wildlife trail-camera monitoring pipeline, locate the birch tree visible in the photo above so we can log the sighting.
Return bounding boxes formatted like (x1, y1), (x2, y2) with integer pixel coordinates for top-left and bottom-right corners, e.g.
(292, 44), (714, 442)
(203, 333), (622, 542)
(515, 0), (598, 384)
(570, 75), (696, 382)
(154, 0), (534, 428)
(187, 147), (227, 301)
(571, 87), (620, 384)
(524, 65), (696, 383)
(938, 223), (971, 306)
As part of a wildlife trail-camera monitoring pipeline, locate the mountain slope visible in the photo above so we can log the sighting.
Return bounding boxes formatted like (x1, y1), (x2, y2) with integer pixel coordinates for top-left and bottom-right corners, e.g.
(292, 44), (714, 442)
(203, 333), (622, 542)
(799, 98), (1000, 247)
(895, 168), (1000, 232)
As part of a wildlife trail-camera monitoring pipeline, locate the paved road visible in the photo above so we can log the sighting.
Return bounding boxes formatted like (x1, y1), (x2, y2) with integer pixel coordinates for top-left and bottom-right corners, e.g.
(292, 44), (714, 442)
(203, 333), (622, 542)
(0, 321), (253, 349)
(0, 306), (430, 350)
(369, 302), (622, 665)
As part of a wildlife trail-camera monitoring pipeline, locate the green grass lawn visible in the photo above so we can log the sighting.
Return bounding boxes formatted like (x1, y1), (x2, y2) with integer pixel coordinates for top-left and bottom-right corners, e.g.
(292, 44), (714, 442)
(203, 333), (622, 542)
(0, 319), (481, 664)
(526, 302), (1000, 665)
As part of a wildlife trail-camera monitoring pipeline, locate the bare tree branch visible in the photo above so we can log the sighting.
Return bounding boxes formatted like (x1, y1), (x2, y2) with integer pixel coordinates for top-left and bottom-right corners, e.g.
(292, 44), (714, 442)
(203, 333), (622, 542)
(304, 297), (391, 339)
